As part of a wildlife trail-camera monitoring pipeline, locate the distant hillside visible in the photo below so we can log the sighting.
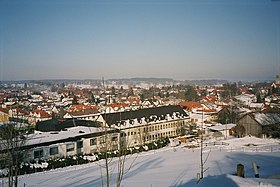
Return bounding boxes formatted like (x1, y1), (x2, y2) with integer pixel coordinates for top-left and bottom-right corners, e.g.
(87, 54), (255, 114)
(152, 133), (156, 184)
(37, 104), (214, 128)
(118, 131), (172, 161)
(107, 78), (174, 83)
(183, 79), (228, 86)
(1, 78), (272, 87)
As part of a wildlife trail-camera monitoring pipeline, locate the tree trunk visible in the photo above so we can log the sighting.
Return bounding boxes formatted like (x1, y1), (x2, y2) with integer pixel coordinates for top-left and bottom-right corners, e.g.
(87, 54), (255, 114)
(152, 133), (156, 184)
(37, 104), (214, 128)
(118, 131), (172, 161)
(105, 152), (109, 187)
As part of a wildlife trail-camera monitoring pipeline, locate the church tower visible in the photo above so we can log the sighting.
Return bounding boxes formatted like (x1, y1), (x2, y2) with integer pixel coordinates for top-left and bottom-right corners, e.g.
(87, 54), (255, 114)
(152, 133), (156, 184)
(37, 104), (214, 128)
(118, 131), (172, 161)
(275, 75), (280, 84)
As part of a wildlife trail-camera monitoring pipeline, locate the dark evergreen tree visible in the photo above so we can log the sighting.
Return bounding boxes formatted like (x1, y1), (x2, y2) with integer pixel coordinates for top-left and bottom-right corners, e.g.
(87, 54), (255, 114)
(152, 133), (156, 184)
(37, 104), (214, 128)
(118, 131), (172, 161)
(111, 86), (116, 95)
(256, 92), (262, 103)
(184, 86), (199, 101)
(72, 95), (78, 104)
(128, 87), (134, 96)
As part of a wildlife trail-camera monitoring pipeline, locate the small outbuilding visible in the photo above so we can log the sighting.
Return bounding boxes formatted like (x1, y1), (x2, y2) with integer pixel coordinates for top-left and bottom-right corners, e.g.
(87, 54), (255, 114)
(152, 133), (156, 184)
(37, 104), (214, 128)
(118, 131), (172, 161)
(236, 112), (280, 138)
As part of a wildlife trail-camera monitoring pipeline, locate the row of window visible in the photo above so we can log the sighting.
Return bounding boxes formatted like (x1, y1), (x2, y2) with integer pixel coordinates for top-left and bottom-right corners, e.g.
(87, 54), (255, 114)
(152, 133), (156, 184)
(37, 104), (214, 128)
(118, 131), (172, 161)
(122, 121), (184, 137)
(35, 137), (117, 154)
(35, 137), (118, 155)
(34, 146), (58, 159)
(146, 131), (176, 141)
(33, 141), (83, 159)
(89, 135), (118, 146)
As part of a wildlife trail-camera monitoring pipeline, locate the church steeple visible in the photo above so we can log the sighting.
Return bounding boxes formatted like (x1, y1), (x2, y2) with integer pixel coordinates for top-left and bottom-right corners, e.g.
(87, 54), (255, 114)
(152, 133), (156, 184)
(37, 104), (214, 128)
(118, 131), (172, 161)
(276, 75), (280, 84)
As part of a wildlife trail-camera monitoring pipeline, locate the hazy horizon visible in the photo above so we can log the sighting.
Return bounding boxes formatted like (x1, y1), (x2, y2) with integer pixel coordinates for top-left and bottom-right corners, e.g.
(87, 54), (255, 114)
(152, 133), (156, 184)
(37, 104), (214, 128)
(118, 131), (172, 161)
(1, 0), (280, 81)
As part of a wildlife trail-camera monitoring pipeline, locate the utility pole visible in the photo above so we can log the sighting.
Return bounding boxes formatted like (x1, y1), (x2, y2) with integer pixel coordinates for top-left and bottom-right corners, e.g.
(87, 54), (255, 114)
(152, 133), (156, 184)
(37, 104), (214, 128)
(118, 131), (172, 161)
(225, 119), (228, 140)
(200, 110), (204, 179)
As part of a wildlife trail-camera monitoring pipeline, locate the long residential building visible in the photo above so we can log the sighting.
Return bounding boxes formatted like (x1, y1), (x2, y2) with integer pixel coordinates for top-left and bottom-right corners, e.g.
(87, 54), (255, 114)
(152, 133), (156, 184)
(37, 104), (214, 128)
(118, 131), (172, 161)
(99, 105), (190, 148)
(1, 105), (190, 161)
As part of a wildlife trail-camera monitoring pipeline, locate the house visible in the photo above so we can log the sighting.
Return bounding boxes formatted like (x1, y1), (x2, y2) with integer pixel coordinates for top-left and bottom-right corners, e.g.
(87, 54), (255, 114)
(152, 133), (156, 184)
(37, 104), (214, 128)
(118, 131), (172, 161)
(0, 108), (9, 122)
(179, 101), (203, 113)
(63, 108), (100, 121)
(105, 103), (130, 113)
(68, 104), (99, 112)
(23, 125), (119, 161)
(8, 108), (29, 123)
(98, 105), (190, 148)
(236, 112), (280, 138)
(207, 123), (236, 138)
(271, 75), (280, 94)
(249, 103), (264, 111)
(200, 95), (218, 103)
(235, 94), (256, 106)
(0, 118), (119, 161)
(29, 109), (52, 125)
(141, 100), (156, 108)
(189, 113), (211, 124)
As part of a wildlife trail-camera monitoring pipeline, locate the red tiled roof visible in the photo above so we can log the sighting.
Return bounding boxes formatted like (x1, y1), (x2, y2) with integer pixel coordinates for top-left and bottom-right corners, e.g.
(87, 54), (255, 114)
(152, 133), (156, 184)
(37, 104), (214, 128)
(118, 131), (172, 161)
(127, 97), (140, 103)
(108, 103), (129, 108)
(69, 104), (99, 112)
(68, 108), (99, 117)
(13, 108), (28, 115)
(201, 95), (217, 103)
(179, 101), (203, 111)
(0, 107), (9, 114)
(31, 109), (51, 118)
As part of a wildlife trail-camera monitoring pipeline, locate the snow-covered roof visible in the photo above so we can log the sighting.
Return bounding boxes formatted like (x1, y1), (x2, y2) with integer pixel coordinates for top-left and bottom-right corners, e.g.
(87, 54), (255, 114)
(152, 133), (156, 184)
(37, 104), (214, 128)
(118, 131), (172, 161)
(25, 126), (105, 146)
(235, 94), (256, 105)
(208, 124), (236, 131)
(102, 105), (189, 129)
(252, 113), (280, 126)
(249, 103), (263, 108)
(190, 113), (210, 121)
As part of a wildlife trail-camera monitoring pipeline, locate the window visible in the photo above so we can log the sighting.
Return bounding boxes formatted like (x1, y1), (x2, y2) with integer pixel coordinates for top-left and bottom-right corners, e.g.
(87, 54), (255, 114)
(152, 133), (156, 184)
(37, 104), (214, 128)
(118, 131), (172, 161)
(66, 143), (74, 152)
(77, 141), (83, 149)
(99, 136), (106, 143)
(34, 149), (43, 159)
(50, 147), (58, 155)
(111, 136), (118, 141)
(90, 138), (97, 146)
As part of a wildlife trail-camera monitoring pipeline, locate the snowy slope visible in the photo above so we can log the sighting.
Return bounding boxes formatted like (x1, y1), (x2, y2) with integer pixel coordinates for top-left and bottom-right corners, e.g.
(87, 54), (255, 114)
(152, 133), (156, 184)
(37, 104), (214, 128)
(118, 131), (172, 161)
(13, 137), (280, 187)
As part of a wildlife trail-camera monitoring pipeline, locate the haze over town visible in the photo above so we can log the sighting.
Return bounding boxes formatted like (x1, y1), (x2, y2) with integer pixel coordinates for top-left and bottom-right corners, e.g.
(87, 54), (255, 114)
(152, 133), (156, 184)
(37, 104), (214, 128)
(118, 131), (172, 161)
(1, 0), (280, 81)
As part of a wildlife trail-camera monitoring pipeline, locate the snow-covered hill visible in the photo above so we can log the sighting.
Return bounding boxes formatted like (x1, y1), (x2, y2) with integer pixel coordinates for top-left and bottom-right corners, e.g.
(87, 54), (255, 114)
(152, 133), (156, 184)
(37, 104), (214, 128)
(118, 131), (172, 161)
(13, 137), (280, 187)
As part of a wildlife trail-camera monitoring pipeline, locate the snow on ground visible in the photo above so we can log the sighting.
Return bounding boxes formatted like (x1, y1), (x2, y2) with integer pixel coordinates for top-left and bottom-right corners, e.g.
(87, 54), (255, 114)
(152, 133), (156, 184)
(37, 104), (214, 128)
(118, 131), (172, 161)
(10, 137), (280, 187)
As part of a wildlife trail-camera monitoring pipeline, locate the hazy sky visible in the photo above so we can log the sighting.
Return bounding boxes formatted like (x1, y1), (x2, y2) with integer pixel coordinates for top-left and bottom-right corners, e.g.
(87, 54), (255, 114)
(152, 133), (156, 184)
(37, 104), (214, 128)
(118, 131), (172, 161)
(1, 0), (280, 81)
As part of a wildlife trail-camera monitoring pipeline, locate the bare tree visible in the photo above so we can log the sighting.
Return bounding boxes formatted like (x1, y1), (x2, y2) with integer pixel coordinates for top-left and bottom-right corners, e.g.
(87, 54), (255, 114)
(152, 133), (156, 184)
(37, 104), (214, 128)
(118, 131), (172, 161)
(97, 123), (114, 187)
(96, 111), (122, 187)
(0, 122), (26, 187)
(138, 125), (149, 146)
(116, 129), (125, 187)
(96, 109), (145, 187)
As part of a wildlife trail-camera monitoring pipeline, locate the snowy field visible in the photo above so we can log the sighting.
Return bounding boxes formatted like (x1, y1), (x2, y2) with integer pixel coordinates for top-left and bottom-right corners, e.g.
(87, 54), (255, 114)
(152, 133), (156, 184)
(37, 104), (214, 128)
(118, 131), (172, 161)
(9, 137), (280, 187)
